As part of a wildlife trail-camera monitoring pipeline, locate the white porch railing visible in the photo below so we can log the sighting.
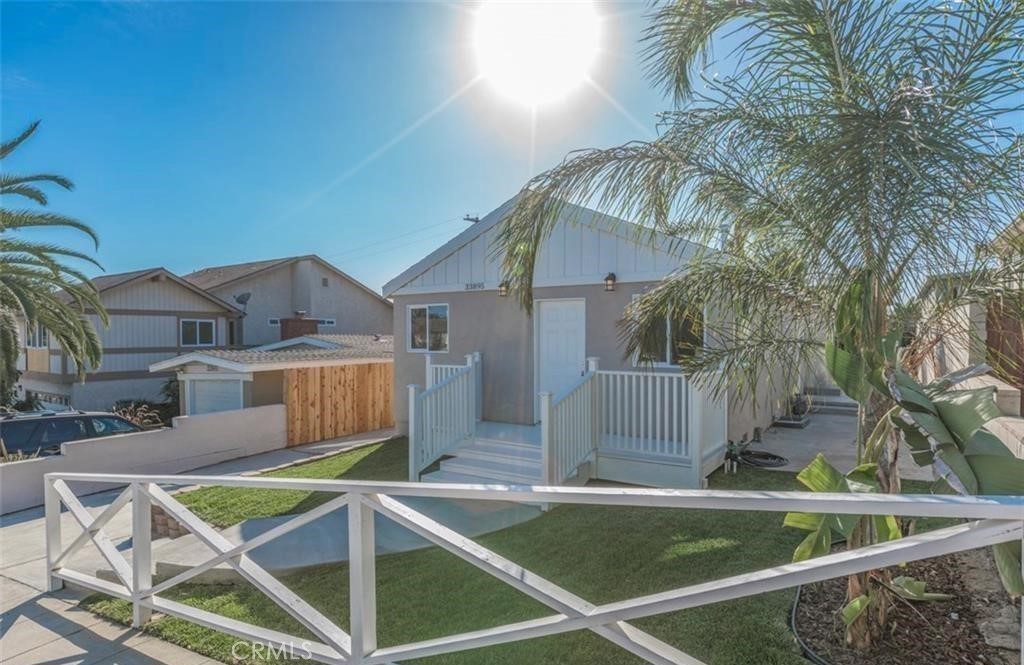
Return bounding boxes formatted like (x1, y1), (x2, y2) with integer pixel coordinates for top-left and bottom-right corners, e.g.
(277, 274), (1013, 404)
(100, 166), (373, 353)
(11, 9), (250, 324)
(540, 358), (600, 484)
(45, 471), (1024, 665)
(408, 353), (481, 481)
(540, 360), (728, 486)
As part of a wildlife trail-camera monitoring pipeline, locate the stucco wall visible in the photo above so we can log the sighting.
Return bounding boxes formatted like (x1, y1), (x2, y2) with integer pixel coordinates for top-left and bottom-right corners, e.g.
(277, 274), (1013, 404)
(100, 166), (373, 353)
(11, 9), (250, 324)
(392, 283), (778, 440)
(208, 259), (392, 346)
(0, 404), (287, 515)
(250, 370), (285, 406)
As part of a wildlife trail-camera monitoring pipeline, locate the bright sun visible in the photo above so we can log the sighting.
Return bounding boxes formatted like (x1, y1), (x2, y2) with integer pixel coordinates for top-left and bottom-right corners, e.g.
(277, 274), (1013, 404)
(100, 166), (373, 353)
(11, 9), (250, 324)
(473, 1), (601, 108)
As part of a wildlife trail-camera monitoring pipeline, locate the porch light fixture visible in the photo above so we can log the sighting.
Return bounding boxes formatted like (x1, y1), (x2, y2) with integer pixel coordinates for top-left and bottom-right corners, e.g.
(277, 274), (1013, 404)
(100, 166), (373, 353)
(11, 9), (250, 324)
(603, 273), (616, 292)
(498, 281), (509, 297)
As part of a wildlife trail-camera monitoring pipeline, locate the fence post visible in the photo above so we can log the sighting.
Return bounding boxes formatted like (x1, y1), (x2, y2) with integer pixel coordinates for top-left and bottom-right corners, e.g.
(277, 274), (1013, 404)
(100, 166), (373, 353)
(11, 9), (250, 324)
(539, 392), (555, 485)
(408, 384), (423, 482)
(471, 351), (483, 421)
(44, 477), (63, 592)
(687, 383), (705, 489)
(131, 482), (153, 627)
(348, 493), (377, 663)
(424, 354), (434, 388)
(586, 358), (601, 453)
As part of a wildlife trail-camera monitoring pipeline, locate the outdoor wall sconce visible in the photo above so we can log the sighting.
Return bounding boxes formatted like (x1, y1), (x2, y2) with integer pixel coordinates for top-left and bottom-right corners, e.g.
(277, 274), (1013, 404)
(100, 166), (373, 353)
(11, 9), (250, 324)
(604, 273), (616, 292)
(498, 281), (509, 297)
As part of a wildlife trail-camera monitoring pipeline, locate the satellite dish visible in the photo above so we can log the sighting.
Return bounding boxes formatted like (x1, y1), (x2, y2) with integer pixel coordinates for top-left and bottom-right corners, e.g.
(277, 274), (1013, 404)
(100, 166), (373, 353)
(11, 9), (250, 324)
(234, 292), (252, 306)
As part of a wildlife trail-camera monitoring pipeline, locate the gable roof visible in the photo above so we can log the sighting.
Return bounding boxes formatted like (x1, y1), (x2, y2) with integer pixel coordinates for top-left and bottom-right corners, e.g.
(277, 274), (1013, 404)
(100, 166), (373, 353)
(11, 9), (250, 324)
(185, 254), (391, 305)
(382, 194), (710, 297)
(62, 268), (240, 313)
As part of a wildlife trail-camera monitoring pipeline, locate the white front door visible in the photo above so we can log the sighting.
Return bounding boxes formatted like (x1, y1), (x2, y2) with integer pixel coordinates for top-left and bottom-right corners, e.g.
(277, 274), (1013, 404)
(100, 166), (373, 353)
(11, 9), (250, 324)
(536, 299), (586, 406)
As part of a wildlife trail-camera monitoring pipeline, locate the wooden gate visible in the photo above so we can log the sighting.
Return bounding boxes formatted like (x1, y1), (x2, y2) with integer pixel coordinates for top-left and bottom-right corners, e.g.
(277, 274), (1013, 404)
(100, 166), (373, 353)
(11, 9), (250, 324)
(284, 361), (394, 446)
(987, 296), (1024, 413)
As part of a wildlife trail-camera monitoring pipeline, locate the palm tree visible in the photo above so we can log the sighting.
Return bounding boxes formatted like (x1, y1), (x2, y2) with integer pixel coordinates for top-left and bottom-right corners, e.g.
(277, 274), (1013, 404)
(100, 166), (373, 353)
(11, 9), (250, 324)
(1, 121), (107, 398)
(496, 0), (1022, 649)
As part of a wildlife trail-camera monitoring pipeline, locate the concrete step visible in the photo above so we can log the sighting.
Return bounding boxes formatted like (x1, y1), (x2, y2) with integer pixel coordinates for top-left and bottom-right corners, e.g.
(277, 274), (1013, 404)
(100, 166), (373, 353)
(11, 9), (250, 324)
(811, 404), (859, 416)
(472, 436), (542, 452)
(456, 440), (543, 465)
(804, 386), (843, 397)
(440, 456), (542, 484)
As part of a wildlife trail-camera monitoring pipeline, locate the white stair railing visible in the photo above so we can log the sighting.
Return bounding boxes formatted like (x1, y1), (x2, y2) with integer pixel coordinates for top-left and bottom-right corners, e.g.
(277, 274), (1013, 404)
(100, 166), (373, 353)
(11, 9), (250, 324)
(596, 369), (691, 459)
(409, 353), (480, 481)
(45, 471), (1024, 665)
(540, 357), (601, 484)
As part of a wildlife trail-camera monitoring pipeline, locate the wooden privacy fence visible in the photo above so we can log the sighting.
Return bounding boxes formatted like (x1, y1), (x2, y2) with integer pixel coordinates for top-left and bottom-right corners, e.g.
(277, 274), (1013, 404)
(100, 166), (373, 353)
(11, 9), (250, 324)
(284, 362), (394, 446)
(987, 296), (1024, 413)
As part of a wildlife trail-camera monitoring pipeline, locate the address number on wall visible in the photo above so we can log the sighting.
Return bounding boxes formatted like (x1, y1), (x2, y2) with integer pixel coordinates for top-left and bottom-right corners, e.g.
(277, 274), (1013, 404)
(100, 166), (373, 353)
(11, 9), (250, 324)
(464, 282), (485, 290)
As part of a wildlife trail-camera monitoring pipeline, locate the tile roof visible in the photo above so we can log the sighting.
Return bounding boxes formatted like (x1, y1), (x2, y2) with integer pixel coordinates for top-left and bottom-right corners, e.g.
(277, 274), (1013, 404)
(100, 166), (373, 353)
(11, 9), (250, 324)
(152, 334), (393, 372)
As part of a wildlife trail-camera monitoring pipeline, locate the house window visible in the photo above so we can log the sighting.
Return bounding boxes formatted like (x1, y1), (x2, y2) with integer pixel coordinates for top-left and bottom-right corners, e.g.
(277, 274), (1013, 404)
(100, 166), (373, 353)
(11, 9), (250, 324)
(408, 304), (448, 352)
(180, 319), (215, 347)
(321, 277), (329, 287)
(316, 318), (336, 327)
(632, 299), (702, 367)
(268, 318), (281, 326)
(25, 322), (49, 348)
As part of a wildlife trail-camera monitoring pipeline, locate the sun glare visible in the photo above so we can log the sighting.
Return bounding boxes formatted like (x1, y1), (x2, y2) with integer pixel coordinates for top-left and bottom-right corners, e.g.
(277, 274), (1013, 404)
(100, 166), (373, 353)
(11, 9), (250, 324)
(473, 1), (601, 108)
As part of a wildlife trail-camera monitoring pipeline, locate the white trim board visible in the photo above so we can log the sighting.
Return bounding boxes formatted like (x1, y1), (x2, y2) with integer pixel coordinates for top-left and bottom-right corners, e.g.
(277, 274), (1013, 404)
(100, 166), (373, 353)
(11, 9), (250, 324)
(150, 352), (391, 374)
(382, 196), (711, 298)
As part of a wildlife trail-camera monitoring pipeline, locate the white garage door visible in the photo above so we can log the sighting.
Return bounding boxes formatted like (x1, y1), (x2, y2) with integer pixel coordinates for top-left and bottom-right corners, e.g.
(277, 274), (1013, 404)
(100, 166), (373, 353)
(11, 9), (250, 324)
(189, 379), (242, 415)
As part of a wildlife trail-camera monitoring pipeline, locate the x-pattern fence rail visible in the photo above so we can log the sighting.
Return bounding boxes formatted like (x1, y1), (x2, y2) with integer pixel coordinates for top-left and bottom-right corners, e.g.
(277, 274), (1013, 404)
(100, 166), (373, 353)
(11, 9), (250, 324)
(44, 472), (1024, 665)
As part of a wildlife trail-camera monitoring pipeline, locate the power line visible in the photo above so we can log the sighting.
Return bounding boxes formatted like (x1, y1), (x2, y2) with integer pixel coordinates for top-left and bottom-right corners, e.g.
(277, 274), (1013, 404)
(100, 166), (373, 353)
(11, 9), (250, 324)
(321, 216), (466, 260)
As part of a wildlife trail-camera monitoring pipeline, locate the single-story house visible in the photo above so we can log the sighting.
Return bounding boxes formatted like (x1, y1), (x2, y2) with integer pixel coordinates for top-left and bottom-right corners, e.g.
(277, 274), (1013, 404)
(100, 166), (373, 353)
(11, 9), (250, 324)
(150, 334), (394, 446)
(383, 195), (789, 489)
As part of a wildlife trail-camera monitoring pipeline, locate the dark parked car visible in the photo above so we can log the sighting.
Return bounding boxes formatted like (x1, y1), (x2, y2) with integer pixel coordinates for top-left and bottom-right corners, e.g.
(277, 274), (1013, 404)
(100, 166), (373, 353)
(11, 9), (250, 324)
(0, 411), (143, 457)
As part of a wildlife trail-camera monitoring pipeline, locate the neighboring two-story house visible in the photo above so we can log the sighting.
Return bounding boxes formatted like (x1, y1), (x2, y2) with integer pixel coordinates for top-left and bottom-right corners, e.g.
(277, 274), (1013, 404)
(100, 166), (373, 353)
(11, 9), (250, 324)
(184, 255), (393, 346)
(14, 268), (241, 410)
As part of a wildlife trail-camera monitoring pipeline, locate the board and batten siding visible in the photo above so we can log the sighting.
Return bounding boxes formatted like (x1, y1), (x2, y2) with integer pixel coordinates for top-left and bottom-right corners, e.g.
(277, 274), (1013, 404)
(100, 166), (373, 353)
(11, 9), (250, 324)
(101, 277), (228, 312)
(284, 362), (394, 446)
(396, 219), (693, 295)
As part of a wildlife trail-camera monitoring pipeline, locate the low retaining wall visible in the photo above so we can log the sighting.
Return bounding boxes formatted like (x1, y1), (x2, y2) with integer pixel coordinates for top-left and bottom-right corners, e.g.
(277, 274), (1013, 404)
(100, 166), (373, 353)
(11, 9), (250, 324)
(0, 404), (287, 515)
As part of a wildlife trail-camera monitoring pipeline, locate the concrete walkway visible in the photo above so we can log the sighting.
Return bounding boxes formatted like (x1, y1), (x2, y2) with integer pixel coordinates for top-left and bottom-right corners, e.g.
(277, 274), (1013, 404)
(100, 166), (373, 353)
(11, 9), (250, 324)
(0, 428), (395, 665)
(756, 412), (932, 481)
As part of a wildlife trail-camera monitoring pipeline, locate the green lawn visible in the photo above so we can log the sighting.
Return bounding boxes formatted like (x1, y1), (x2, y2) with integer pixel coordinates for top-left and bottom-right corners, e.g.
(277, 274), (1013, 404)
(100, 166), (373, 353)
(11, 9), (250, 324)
(82, 440), (942, 665)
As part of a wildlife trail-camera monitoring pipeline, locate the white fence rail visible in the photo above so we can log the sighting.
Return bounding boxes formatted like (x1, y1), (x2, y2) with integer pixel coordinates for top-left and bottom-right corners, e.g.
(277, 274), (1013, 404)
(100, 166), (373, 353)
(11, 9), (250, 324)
(45, 471), (1024, 665)
(540, 358), (600, 484)
(408, 353), (480, 480)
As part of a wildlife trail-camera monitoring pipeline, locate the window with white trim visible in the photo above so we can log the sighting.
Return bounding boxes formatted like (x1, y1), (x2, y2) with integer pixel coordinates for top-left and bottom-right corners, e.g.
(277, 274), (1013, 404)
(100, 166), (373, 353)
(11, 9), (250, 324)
(25, 322), (49, 348)
(632, 297), (702, 367)
(180, 319), (215, 347)
(408, 304), (448, 352)
(316, 318), (336, 327)
(268, 318), (281, 326)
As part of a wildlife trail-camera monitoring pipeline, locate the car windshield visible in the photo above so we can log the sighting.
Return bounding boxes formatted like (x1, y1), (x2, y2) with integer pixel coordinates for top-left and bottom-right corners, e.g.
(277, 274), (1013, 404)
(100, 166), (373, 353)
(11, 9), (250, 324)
(91, 417), (139, 436)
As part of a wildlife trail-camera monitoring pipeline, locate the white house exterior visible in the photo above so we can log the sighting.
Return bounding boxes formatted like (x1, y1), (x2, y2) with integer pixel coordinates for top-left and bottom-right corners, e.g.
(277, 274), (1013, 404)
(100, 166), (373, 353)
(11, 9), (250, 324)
(14, 268), (241, 411)
(384, 196), (787, 489)
(185, 255), (393, 347)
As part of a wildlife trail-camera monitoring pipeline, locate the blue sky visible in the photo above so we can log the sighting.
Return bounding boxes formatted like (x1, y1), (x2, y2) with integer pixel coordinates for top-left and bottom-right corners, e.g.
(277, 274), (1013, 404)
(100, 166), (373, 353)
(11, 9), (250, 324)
(2, 1), (669, 293)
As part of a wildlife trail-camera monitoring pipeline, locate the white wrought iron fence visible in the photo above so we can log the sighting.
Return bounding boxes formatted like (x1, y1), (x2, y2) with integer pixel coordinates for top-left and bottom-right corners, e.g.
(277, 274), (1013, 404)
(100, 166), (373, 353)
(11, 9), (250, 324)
(45, 471), (1024, 665)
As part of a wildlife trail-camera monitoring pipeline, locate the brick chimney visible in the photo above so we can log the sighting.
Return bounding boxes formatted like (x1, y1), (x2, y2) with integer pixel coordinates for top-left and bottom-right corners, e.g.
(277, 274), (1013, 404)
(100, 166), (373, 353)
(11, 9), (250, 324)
(280, 311), (318, 340)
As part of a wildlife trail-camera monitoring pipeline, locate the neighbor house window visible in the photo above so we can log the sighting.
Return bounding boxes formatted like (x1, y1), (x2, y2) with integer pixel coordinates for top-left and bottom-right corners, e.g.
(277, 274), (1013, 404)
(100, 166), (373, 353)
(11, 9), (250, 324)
(408, 304), (448, 352)
(321, 277), (329, 287)
(25, 322), (49, 348)
(268, 318), (281, 326)
(632, 298), (702, 367)
(316, 318), (336, 327)
(180, 319), (215, 347)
